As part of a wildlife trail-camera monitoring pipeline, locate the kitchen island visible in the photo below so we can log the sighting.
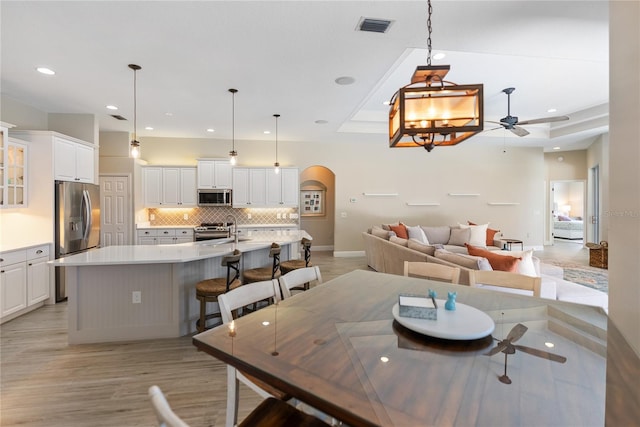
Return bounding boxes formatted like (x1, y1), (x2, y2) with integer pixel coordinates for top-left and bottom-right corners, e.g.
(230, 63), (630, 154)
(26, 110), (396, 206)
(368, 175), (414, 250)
(51, 230), (311, 344)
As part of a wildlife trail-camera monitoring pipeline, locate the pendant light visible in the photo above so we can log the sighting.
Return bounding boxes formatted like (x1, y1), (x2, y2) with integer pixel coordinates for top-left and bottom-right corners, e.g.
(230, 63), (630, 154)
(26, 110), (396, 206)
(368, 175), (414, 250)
(228, 88), (238, 165)
(128, 64), (142, 158)
(273, 114), (280, 174)
(388, 0), (483, 152)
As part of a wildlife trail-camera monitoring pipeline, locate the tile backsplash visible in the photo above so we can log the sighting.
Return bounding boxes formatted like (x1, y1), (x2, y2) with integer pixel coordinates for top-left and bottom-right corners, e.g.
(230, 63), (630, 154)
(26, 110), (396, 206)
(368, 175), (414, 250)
(147, 206), (299, 226)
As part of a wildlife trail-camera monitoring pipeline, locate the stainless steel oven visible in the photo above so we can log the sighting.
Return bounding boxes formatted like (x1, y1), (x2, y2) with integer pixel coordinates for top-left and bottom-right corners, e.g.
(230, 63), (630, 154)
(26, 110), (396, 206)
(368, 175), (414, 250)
(194, 223), (231, 241)
(197, 189), (232, 207)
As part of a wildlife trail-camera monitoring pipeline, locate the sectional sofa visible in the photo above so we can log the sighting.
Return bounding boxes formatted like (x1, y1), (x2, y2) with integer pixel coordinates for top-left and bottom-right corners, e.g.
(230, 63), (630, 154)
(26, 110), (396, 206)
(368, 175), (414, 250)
(363, 224), (608, 310)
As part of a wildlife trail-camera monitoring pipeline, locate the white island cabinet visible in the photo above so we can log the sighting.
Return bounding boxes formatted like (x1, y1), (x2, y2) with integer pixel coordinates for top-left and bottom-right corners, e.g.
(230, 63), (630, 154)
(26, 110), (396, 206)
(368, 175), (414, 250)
(51, 230), (310, 344)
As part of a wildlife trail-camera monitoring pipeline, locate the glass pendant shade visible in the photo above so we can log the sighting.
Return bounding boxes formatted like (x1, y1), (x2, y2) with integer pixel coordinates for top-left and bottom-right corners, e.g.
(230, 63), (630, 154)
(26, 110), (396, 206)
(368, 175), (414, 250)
(130, 140), (140, 158)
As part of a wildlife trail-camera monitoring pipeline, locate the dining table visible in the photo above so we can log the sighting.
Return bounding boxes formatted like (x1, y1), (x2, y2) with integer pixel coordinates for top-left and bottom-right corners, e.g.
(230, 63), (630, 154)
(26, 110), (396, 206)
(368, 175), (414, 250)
(192, 269), (608, 427)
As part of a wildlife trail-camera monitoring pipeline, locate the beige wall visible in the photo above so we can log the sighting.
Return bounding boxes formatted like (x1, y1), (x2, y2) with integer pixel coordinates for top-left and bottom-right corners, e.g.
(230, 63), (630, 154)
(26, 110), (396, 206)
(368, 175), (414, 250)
(1, 95), (48, 130)
(609, 0), (639, 357)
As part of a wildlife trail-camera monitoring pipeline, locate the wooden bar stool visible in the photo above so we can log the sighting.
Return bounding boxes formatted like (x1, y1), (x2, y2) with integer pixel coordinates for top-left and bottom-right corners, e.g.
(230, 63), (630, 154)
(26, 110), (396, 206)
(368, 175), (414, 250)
(242, 243), (281, 284)
(195, 249), (242, 333)
(280, 237), (312, 275)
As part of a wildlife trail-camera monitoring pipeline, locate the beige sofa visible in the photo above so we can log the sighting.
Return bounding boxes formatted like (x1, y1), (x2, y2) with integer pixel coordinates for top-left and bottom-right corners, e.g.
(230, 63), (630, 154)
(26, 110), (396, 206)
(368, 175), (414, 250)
(362, 228), (608, 310)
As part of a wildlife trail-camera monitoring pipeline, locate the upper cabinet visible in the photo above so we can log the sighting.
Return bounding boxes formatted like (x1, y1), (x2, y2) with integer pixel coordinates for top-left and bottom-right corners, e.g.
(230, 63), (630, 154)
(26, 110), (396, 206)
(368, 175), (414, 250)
(233, 167), (298, 208)
(197, 159), (232, 189)
(1, 124), (28, 208)
(53, 137), (94, 183)
(143, 166), (197, 207)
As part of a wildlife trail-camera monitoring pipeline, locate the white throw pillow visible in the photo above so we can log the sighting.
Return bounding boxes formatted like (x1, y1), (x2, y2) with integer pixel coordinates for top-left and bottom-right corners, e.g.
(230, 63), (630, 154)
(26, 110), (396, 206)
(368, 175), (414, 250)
(459, 223), (489, 247)
(492, 249), (537, 277)
(407, 225), (429, 244)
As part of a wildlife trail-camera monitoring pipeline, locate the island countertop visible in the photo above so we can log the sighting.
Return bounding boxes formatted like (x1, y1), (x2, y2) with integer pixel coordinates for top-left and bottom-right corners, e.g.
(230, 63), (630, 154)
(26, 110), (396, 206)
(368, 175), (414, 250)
(51, 229), (311, 266)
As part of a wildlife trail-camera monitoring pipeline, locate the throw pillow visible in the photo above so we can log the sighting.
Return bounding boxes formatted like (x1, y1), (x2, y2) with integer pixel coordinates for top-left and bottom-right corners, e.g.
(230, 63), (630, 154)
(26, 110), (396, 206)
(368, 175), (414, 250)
(459, 223), (489, 247)
(407, 225), (429, 244)
(468, 221), (501, 246)
(389, 236), (409, 247)
(381, 222), (398, 231)
(420, 226), (451, 245)
(465, 243), (521, 272)
(492, 249), (537, 277)
(408, 239), (436, 256)
(434, 249), (489, 270)
(448, 227), (471, 246)
(371, 226), (391, 239)
(388, 223), (409, 239)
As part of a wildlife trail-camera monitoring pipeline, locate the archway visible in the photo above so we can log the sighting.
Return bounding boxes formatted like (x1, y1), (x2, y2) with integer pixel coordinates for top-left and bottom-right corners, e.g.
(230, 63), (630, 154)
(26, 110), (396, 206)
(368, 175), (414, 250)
(300, 166), (335, 251)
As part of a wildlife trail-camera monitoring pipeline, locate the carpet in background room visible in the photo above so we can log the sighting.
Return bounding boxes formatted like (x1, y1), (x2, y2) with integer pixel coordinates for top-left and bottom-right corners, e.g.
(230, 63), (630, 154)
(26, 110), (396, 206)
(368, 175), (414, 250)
(543, 260), (608, 293)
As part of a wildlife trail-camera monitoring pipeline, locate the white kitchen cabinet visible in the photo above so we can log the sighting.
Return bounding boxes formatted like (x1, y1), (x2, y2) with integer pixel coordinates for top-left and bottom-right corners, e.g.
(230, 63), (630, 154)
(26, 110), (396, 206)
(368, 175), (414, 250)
(197, 159), (232, 189)
(1, 244), (51, 322)
(143, 167), (196, 207)
(137, 228), (193, 245)
(232, 168), (267, 207)
(266, 167), (299, 206)
(54, 137), (95, 183)
(0, 130), (28, 208)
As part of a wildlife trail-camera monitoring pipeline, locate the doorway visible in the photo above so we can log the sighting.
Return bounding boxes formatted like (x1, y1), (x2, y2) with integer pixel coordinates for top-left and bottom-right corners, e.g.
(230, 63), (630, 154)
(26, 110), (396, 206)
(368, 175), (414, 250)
(550, 180), (586, 244)
(299, 166), (335, 251)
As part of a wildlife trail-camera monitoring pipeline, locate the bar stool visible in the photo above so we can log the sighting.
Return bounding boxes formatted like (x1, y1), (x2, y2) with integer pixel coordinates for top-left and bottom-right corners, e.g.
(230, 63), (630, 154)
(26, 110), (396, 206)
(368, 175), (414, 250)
(280, 237), (312, 275)
(242, 243), (281, 284)
(195, 249), (242, 333)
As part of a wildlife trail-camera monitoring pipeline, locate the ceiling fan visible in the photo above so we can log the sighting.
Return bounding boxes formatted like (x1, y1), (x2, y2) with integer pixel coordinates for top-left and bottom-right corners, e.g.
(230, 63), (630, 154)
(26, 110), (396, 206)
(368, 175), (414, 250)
(489, 87), (570, 137)
(486, 323), (567, 384)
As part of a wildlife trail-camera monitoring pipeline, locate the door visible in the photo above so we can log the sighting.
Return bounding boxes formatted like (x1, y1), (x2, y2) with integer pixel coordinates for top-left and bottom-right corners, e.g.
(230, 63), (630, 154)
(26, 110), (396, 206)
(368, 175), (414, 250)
(100, 175), (131, 246)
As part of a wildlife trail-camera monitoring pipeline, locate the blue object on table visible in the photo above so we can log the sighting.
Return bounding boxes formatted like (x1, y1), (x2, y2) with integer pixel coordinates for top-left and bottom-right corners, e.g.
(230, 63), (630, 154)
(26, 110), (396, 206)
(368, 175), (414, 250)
(428, 289), (437, 299)
(445, 292), (457, 311)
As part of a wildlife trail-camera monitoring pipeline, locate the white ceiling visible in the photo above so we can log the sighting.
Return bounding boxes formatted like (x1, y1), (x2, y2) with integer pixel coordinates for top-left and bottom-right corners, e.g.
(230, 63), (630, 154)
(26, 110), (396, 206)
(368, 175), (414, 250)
(0, 1), (609, 152)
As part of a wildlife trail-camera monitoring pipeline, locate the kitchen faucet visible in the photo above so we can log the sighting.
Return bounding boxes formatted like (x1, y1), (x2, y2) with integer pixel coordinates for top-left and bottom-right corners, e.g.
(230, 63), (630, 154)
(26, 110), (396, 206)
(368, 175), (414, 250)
(226, 214), (238, 244)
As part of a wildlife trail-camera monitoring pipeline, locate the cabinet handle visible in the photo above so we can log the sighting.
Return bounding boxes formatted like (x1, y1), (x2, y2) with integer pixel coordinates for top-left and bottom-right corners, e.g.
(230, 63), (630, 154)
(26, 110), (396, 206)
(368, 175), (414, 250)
(28, 263), (33, 266)
(0, 258), (3, 262)
(1, 270), (4, 273)
(36, 249), (43, 254)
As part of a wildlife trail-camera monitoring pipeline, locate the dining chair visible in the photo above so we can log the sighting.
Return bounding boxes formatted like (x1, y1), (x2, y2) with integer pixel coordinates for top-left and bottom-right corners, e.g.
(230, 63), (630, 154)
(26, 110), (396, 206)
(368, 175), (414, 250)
(280, 237), (312, 275)
(195, 250), (242, 333)
(278, 266), (323, 299)
(468, 269), (542, 297)
(242, 243), (281, 285)
(217, 279), (289, 427)
(148, 385), (190, 427)
(403, 261), (461, 284)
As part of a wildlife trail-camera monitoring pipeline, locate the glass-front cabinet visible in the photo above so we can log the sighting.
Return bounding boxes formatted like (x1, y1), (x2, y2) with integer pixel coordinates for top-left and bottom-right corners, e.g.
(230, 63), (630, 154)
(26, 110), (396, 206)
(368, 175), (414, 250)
(0, 124), (28, 208)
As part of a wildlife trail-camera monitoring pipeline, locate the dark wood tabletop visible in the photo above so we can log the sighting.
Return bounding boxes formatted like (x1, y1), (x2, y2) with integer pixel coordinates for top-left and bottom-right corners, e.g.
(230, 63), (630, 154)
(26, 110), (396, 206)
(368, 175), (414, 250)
(193, 270), (608, 427)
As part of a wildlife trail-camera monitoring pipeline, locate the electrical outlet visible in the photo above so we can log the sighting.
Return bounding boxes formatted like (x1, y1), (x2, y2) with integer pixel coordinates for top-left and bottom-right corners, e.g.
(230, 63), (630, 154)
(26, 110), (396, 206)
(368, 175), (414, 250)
(341, 212), (348, 218)
(277, 213), (282, 219)
(183, 213), (189, 220)
(350, 197), (357, 203)
(247, 213), (252, 219)
(150, 214), (155, 220)
(132, 291), (142, 304)
(289, 213), (298, 219)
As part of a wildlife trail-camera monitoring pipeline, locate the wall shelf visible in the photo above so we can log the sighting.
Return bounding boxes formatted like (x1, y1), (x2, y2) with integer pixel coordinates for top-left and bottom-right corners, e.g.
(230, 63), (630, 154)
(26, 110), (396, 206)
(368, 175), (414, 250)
(448, 193), (480, 197)
(362, 192), (399, 197)
(487, 202), (520, 206)
(405, 202), (440, 206)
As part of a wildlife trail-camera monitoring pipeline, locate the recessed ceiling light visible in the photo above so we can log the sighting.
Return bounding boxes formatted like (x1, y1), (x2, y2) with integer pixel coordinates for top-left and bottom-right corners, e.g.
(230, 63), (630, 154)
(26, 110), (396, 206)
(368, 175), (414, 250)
(164, 112), (173, 117)
(553, 146), (561, 150)
(315, 120), (329, 125)
(36, 67), (55, 75)
(106, 105), (118, 110)
(433, 52), (446, 60)
(382, 100), (390, 105)
(547, 108), (557, 113)
(264, 130), (271, 134)
(206, 128), (215, 133)
(335, 76), (355, 85)
(545, 342), (555, 348)
(145, 126), (154, 131)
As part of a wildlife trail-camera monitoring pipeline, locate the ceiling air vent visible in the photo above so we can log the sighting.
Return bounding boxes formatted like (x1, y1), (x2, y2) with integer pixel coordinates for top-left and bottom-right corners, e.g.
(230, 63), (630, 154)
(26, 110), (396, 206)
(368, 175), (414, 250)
(111, 114), (127, 121)
(357, 18), (393, 34)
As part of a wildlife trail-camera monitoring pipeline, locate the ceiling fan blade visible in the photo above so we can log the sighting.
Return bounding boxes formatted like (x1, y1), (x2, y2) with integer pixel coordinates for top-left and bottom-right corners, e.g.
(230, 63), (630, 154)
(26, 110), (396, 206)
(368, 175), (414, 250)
(510, 126), (530, 137)
(485, 341), (509, 356)
(506, 323), (528, 343)
(514, 345), (567, 363)
(517, 116), (570, 125)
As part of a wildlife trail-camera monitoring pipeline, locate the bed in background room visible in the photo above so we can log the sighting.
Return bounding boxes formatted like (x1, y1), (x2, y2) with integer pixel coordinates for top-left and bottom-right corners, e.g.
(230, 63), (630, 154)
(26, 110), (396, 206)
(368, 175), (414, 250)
(553, 215), (584, 240)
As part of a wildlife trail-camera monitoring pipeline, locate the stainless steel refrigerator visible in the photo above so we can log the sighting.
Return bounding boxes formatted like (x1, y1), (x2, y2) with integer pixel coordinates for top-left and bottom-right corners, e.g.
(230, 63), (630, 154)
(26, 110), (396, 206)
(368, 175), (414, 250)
(55, 181), (100, 301)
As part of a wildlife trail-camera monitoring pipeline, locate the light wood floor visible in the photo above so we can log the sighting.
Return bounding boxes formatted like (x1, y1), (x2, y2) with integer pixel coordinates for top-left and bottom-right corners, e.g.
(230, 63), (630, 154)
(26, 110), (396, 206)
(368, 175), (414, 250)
(0, 244), (588, 427)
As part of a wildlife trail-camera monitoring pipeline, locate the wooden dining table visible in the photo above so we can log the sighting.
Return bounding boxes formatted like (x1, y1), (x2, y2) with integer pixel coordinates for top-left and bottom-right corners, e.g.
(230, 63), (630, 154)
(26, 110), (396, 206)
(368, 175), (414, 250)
(192, 269), (608, 427)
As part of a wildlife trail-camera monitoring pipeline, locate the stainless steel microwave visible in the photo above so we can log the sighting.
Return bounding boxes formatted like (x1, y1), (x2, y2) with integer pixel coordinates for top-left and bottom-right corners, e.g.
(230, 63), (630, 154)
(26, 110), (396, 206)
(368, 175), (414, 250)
(197, 189), (232, 206)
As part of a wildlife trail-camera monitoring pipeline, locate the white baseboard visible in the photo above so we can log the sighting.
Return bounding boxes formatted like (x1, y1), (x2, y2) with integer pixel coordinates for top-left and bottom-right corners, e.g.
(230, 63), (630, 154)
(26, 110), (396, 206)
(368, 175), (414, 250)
(311, 245), (334, 252)
(333, 250), (366, 258)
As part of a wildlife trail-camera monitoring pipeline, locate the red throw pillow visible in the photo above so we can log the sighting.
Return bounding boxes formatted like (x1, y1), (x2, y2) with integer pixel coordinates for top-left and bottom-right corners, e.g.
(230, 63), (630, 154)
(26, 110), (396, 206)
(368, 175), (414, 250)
(468, 221), (500, 246)
(465, 243), (521, 272)
(388, 223), (408, 239)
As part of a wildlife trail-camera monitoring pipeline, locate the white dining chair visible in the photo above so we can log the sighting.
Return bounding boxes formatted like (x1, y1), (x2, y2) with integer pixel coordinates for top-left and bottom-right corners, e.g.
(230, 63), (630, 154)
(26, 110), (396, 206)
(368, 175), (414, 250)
(278, 266), (323, 299)
(148, 385), (190, 427)
(217, 279), (286, 427)
(403, 261), (461, 284)
(468, 269), (542, 297)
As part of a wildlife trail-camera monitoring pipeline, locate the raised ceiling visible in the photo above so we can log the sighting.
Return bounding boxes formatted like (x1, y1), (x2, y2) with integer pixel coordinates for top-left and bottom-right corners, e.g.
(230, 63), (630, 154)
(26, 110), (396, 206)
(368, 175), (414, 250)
(0, 1), (609, 151)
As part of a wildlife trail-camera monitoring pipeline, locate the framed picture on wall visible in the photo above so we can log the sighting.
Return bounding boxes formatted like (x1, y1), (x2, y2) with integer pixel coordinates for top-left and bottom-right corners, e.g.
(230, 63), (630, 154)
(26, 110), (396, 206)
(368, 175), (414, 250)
(301, 190), (325, 216)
